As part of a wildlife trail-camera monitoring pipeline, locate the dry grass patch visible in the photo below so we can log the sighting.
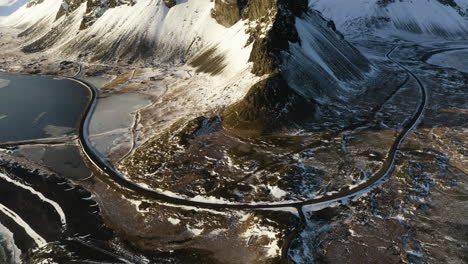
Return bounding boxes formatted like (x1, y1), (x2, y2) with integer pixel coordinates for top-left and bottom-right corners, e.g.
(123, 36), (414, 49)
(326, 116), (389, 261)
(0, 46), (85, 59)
(102, 70), (134, 90)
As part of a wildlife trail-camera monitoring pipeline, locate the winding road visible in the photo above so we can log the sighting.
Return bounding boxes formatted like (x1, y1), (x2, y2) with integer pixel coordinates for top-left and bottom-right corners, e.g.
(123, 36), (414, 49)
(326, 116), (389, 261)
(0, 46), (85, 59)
(73, 45), (428, 212)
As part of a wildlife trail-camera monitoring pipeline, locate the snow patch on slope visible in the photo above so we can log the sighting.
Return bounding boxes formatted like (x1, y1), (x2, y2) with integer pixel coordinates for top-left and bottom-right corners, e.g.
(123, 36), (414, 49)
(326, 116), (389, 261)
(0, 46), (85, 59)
(3, 0), (60, 26)
(311, 0), (468, 39)
(2, 0), (253, 66)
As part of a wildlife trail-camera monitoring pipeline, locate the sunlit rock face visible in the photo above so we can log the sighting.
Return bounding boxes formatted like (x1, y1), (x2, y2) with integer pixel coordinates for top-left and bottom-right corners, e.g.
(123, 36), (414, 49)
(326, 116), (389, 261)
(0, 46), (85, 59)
(221, 0), (371, 132)
(211, 0), (245, 27)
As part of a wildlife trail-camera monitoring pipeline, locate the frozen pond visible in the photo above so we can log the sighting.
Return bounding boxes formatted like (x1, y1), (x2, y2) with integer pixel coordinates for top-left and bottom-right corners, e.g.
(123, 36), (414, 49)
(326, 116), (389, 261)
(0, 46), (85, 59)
(0, 73), (90, 142)
(427, 49), (468, 73)
(12, 143), (91, 181)
(89, 93), (150, 160)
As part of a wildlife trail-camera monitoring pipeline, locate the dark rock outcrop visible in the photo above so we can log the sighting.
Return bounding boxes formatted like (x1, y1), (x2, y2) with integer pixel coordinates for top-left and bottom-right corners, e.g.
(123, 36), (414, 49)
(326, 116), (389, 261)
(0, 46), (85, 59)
(244, 0), (307, 76)
(220, 0), (315, 133)
(55, 0), (134, 30)
(163, 0), (177, 8)
(221, 0), (370, 133)
(223, 71), (314, 133)
(211, 0), (244, 27)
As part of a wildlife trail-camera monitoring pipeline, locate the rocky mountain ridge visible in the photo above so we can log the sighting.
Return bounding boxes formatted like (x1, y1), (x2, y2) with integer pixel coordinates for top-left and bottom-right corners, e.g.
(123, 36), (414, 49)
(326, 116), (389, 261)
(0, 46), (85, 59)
(312, 0), (468, 38)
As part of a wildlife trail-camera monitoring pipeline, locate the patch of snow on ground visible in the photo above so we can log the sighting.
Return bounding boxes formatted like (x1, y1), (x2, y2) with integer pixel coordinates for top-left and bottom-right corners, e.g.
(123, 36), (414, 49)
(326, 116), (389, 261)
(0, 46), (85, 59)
(269, 185), (288, 199)
(243, 222), (281, 258)
(186, 225), (203, 236)
(209, 228), (227, 236)
(428, 49), (468, 73)
(289, 215), (331, 263)
(167, 217), (180, 225)
(122, 195), (150, 213)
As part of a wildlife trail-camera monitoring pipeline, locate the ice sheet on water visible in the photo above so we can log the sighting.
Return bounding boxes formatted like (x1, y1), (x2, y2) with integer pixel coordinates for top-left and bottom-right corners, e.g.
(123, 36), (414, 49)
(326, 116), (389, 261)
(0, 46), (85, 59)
(0, 79), (10, 89)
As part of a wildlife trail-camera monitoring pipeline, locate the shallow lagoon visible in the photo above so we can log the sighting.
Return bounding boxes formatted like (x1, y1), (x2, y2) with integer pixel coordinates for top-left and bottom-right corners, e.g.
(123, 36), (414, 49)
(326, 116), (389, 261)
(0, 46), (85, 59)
(0, 73), (89, 142)
(428, 49), (468, 73)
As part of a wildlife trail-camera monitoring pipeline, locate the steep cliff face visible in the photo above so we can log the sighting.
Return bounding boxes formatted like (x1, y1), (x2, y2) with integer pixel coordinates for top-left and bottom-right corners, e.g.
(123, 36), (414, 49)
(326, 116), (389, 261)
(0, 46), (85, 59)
(311, 0), (468, 38)
(222, 72), (313, 132)
(221, 0), (371, 132)
(211, 0), (246, 27)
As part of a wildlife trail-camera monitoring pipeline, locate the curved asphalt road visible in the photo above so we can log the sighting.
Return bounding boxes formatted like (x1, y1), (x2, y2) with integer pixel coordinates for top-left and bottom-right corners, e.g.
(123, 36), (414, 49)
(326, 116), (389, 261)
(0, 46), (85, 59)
(71, 45), (428, 212)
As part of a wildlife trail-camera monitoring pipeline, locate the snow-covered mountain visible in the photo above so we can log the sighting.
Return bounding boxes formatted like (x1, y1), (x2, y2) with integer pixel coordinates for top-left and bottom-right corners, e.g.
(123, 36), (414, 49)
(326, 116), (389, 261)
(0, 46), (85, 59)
(0, 0), (27, 16)
(1, 0), (372, 132)
(311, 0), (468, 38)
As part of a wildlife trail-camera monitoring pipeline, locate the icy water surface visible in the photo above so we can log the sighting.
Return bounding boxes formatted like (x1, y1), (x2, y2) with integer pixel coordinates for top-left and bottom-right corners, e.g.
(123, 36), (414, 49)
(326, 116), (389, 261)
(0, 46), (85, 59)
(428, 49), (468, 73)
(0, 73), (89, 142)
(0, 74), (92, 263)
(89, 93), (150, 160)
